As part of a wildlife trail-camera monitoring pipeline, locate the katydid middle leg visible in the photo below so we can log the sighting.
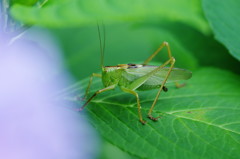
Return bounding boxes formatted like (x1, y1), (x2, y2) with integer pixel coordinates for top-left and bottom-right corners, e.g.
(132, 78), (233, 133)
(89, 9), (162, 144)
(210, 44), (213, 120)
(121, 87), (146, 125)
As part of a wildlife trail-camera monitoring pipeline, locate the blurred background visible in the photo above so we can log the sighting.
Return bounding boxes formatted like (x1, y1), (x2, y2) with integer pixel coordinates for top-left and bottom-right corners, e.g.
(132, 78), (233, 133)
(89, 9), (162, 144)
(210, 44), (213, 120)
(1, 0), (240, 159)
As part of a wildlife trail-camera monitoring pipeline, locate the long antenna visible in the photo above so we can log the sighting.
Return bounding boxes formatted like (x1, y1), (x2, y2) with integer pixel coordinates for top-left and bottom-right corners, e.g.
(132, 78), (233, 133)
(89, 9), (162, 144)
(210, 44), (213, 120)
(97, 21), (105, 68)
(102, 22), (106, 59)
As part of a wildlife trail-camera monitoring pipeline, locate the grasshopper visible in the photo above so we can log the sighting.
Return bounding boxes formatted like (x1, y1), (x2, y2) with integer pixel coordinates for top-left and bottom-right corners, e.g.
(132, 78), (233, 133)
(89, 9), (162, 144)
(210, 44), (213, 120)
(78, 25), (192, 124)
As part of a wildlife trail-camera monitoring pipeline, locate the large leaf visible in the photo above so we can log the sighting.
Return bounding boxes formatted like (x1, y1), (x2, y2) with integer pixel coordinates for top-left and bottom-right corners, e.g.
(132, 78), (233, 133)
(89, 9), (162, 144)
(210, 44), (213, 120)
(202, 0), (240, 61)
(10, 0), (209, 33)
(59, 67), (240, 159)
(99, 141), (135, 159)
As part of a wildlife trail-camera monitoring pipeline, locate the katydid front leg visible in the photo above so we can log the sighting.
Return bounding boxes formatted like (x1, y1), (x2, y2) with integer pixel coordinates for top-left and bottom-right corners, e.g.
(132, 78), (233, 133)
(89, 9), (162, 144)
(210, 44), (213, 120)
(84, 73), (102, 98)
(77, 73), (101, 101)
(78, 85), (116, 111)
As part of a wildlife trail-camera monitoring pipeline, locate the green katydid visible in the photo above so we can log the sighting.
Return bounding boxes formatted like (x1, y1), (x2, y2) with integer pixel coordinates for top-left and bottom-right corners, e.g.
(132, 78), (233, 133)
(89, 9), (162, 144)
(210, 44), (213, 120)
(78, 25), (192, 125)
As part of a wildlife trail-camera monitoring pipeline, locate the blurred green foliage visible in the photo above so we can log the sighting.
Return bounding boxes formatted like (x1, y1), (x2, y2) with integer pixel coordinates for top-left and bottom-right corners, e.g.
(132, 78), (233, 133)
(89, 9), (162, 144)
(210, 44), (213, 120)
(10, 0), (240, 159)
(10, 0), (38, 6)
(203, 0), (240, 60)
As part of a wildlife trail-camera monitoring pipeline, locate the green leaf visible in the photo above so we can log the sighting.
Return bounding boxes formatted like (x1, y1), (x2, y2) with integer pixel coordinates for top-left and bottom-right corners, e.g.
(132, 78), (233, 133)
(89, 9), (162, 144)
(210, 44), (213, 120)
(202, 0), (240, 61)
(99, 141), (135, 159)
(60, 67), (240, 159)
(10, 0), (209, 33)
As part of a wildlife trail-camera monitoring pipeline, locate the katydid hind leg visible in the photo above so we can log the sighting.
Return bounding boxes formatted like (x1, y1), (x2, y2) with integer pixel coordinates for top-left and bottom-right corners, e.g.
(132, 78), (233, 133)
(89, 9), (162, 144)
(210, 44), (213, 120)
(121, 87), (146, 125)
(142, 41), (177, 120)
(129, 41), (172, 90)
(148, 58), (176, 121)
(128, 58), (173, 91)
(77, 85), (115, 111)
(143, 41), (172, 65)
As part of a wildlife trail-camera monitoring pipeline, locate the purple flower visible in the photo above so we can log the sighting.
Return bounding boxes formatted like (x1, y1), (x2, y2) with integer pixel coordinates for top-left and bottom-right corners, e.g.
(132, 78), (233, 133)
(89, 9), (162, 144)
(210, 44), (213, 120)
(0, 30), (99, 159)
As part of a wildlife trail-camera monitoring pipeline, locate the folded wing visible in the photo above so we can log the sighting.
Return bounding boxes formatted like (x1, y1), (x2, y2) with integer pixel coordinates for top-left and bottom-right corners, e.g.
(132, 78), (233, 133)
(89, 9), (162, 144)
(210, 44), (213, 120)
(123, 66), (192, 86)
